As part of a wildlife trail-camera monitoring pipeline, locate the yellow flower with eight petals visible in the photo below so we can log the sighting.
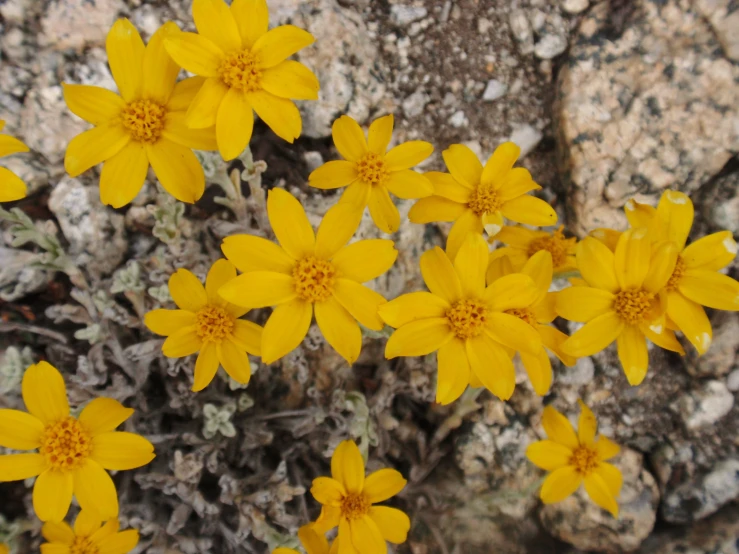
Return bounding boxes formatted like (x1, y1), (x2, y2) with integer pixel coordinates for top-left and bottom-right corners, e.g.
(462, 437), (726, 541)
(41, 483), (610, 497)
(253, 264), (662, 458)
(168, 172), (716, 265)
(0, 362), (155, 522)
(526, 401), (622, 517)
(408, 142), (557, 260)
(164, 0), (319, 160)
(144, 259), (263, 391)
(41, 510), (138, 554)
(379, 233), (542, 404)
(489, 224), (577, 276)
(309, 114), (433, 234)
(273, 524), (335, 554)
(0, 120), (29, 202)
(64, 20), (217, 208)
(219, 189), (397, 365)
(310, 440), (410, 554)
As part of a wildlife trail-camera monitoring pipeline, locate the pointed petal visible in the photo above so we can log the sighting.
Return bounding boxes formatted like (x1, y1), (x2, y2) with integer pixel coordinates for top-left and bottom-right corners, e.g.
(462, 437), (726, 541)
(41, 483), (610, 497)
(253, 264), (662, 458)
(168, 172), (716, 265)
(185, 77), (229, 128)
(99, 141), (148, 208)
(333, 280), (386, 331)
(678, 270), (739, 311)
(485, 312), (542, 354)
(231, 0), (268, 48)
(331, 440), (365, 493)
(147, 139), (205, 204)
(315, 296), (362, 364)
(73, 460), (118, 520)
(252, 25), (315, 68)
(311, 476), (346, 506)
(576, 237), (620, 293)
(42, 521), (75, 545)
(436, 336), (470, 404)
(217, 339), (252, 384)
(267, 187), (315, 258)
(168, 268), (208, 312)
(91, 432), (155, 470)
(162, 326), (202, 357)
(538, 324), (577, 366)
(164, 32), (224, 78)
(385, 141), (433, 171)
(426, 171), (471, 202)
(368, 184), (400, 234)
(384, 318), (453, 358)
(577, 399), (597, 445)
(595, 461), (623, 497)
(520, 347), (553, 395)
(218, 271), (296, 308)
(555, 287), (614, 322)
(231, 320), (262, 355)
(298, 525), (330, 554)
(540, 466), (582, 504)
(408, 195), (466, 224)
(682, 231), (737, 271)
(309, 160), (358, 190)
(315, 202), (362, 259)
(453, 232), (489, 298)
(363, 469), (406, 504)
(480, 141), (520, 186)
(216, 88), (254, 160)
(62, 84), (124, 126)
(64, 124), (129, 177)
(78, 398), (133, 436)
(0, 167), (27, 201)
(666, 291), (712, 354)
(332, 115), (367, 162)
(261, 299), (313, 364)
(561, 311), (623, 358)
(497, 167), (540, 201)
(221, 234), (295, 274)
(595, 438), (620, 462)
(614, 229), (651, 290)
(482, 273), (538, 311)
(541, 405), (579, 449)
(368, 506), (410, 544)
(193, 0), (241, 53)
(142, 21), (182, 104)
(584, 472), (619, 517)
(656, 190), (694, 250)
(0, 409), (44, 449)
(500, 195), (557, 227)
(262, 60), (320, 100)
(0, 453), (47, 481)
(192, 342), (219, 392)
(22, 361), (69, 425)
(106, 19), (145, 102)
(445, 208), (484, 262)
(34, 470), (73, 522)
(466, 335), (516, 401)
(442, 144), (481, 188)
(616, 325), (649, 385)
(384, 170), (433, 199)
(367, 114), (393, 154)
(378, 291), (449, 329)
(525, 440), (573, 471)
(420, 247), (463, 304)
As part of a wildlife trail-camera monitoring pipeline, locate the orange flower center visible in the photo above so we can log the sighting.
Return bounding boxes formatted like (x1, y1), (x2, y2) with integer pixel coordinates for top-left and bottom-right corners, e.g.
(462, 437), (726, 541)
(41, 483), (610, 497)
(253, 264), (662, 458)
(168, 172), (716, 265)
(446, 299), (489, 339)
(121, 99), (166, 143)
(293, 256), (336, 303)
(527, 226), (572, 269)
(665, 255), (686, 291)
(356, 152), (390, 186)
(340, 492), (371, 520)
(569, 445), (599, 476)
(468, 185), (502, 216)
(505, 307), (537, 327)
(70, 536), (99, 554)
(614, 288), (654, 325)
(219, 49), (262, 92)
(39, 417), (93, 471)
(195, 305), (235, 342)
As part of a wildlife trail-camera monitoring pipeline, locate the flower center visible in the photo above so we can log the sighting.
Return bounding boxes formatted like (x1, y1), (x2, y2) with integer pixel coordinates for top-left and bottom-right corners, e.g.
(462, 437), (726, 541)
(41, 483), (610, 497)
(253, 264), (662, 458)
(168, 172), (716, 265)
(121, 99), (166, 143)
(614, 288), (654, 325)
(70, 536), (99, 554)
(446, 299), (489, 339)
(195, 305), (235, 342)
(39, 417), (93, 471)
(665, 255), (686, 291)
(505, 307), (537, 327)
(293, 256), (336, 303)
(527, 226), (572, 269)
(468, 185), (502, 216)
(356, 153), (390, 186)
(340, 492), (371, 521)
(569, 445), (599, 476)
(219, 49), (262, 92)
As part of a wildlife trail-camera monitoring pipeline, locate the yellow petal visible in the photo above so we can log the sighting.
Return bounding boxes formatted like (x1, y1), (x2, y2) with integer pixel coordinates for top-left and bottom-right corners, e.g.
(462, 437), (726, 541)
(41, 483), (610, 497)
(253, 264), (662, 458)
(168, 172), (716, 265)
(217, 88), (254, 161)
(0, 167), (27, 202)
(162, 326), (202, 357)
(99, 141), (148, 208)
(193, 0), (241, 53)
(623, 198), (656, 229)
(315, 203), (362, 259)
(641, 323), (685, 355)
(78, 398), (134, 436)
(436, 336), (470, 404)
(561, 310), (623, 357)
(577, 399), (597, 445)
(167, 76), (207, 112)
(367, 114), (393, 155)
(533, 291), (557, 324)
(419, 247), (463, 303)
(442, 144), (482, 188)
(486, 248), (519, 283)
(185, 77), (229, 128)
(541, 405), (579, 449)
(22, 361), (69, 425)
(62, 84), (124, 126)
(465, 335), (516, 401)
(221, 234), (294, 274)
(614, 229), (650, 290)
(273, 548), (300, 554)
(445, 208), (484, 262)
(666, 291), (712, 354)
(315, 297), (362, 364)
(407, 195), (467, 224)
(0, 453), (47, 481)
(368, 184), (400, 234)
(267, 187), (315, 259)
(309, 160), (358, 190)
(682, 231), (737, 271)
(332, 115), (367, 162)
(313, 505), (341, 534)
(64, 124), (130, 177)
(500, 195), (557, 227)
(333, 279), (386, 331)
(218, 271), (296, 308)
(453, 233), (489, 298)
(40, 544), (69, 554)
(168, 268), (208, 312)
(339, 180), (371, 209)
(589, 228), (622, 252)
(231, 320), (262, 355)
(384, 141), (433, 171)
(384, 170), (433, 199)
(34, 469), (73, 522)
(679, 269), (739, 311)
(520, 347), (553, 396)
(495, 225), (538, 248)
(0, 132), (28, 158)
(297, 524), (330, 554)
(142, 21), (181, 104)
(584, 473), (619, 517)
(311, 476), (346, 506)
(349, 516), (385, 554)
(595, 461), (623, 498)
(595, 438), (620, 462)
(540, 465), (582, 504)
(42, 521), (75, 544)
(385, 318), (453, 358)
(106, 19), (145, 102)
(162, 112), (218, 151)
(192, 343), (219, 392)
(363, 468), (406, 504)
(368, 506), (410, 544)
(164, 32), (224, 78)
(217, 339), (252, 384)
(616, 325), (648, 386)
(337, 519), (354, 554)
(576, 237), (620, 293)
(485, 312), (542, 354)
(147, 139), (205, 204)
(521, 250), (553, 302)
(426, 171), (471, 202)
(480, 141), (520, 186)
(261, 298), (313, 364)
(91, 432), (155, 470)
(74, 509), (102, 537)
(497, 167), (540, 201)
(96, 530), (139, 554)
(261, 60), (320, 100)
(231, 0), (268, 48)
(482, 273), (538, 311)
(89, 519), (120, 543)
(538, 324), (577, 366)
(204, 259), (236, 305)
(0, 409), (44, 449)
(642, 242), (678, 293)
(526, 440), (573, 471)
(331, 440), (365, 493)
(73, 460), (118, 520)
(378, 291), (448, 329)
(252, 24), (315, 68)
(555, 287), (614, 322)
(656, 189), (694, 250)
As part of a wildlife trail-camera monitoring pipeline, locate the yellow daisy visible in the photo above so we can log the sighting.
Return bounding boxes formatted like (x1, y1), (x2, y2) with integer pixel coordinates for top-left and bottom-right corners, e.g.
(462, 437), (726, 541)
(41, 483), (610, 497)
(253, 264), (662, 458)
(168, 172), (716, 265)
(0, 362), (155, 522)
(308, 114), (434, 234)
(556, 230), (684, 386)
(489, 224), (577, 276)
(310, 440), (410, 554)
(144, 259), (262, 391)
(164, 0), (319, 160)
(379, 233), (542, 404)
(0, 544), (7, 554)
(408, 142), (557, 260)
(485, 250), (576, 395)
(273, 524), (334, 554)
(0, 120), (29, 202)
(219, 189), (397, 365)
(527, 401), (623, 517)
(41, 510), (138, 554)
(64, 19), (217, 208)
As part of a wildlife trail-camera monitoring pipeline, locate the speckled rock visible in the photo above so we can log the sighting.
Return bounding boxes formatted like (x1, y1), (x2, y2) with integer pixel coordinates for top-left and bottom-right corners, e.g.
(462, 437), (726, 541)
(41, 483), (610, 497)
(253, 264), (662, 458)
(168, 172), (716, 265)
(40, 0), (123, 50)
(694, 0), (739, 61)
(557, 0), (739, 235)
(0, 247), (50, 301)
(539, 448), (659, 553)
(687, 313), (739, 377)
(675, 380), (734, 431)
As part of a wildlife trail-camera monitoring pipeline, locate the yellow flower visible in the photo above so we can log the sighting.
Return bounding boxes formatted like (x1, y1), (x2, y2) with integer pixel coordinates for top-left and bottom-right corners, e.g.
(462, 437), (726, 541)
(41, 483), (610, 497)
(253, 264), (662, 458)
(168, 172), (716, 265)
(556, 229), (684, 386)
(0, 544), (8, 554)
(41, 509), (138, 554)
(309, 440), (410, 553)
(219, 189), (397, 365)
(593, 190), (739, 355)
(485, 250), (576, 395)
(379, 233), (542, 404)
(408, 142), (557, 260)
(0, 120), (29, 202)
(308, 114), (434, 234)
(144, 259), (263, 391)
(0, 362), (155, 522)
(64, 20), (217, 208)
(164, 0), (319, 160)
(526, 401), (623, 517)
(273, 524), (334, 554)
(489, 225), (577, 276)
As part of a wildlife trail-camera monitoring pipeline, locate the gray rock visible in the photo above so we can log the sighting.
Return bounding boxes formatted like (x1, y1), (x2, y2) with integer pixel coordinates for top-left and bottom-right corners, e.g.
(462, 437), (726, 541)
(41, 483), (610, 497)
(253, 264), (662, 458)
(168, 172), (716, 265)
(728, 369), (739, 392)
(509, 124), (543, 157)
(694, 0), (739, 61)
(562, 0), (589, 15)
(482, 79), (507, 102)
(687, 313), (739, 377)
(40, 0), (123, 50)
(0, 247), (50, 301)
(534, 34), (568, 59)
(676, 380), (734, 430)
(402, 88), (429, 118)
(509, 9), (534, 55)
(449, 110), (468, 128)
(390, 5), (428, 26)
